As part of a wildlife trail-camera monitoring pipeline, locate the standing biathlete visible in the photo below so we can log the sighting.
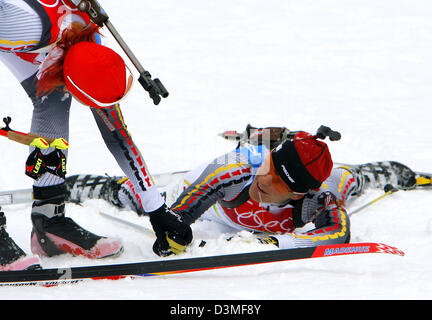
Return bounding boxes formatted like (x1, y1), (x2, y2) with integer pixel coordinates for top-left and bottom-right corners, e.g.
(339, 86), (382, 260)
(0, 0), (191, 270)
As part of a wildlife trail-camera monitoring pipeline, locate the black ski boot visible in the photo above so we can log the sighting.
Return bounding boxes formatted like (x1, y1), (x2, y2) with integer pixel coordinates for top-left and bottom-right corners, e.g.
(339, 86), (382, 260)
(0, 208), (41, 271)
(345, 161), (417, 192)
(64, 174), (147, 215)
(31, 184), (123, 259)
(65, 174), (126, 207)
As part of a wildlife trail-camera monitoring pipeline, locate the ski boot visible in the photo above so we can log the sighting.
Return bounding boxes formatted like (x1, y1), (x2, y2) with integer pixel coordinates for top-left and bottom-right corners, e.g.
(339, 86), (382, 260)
(342, 161), (418, 193)
(0, 208), (41, 271)
(65, 174), (126, 207)
(65, 174), (146, 215)
(30, 184), (123, 259)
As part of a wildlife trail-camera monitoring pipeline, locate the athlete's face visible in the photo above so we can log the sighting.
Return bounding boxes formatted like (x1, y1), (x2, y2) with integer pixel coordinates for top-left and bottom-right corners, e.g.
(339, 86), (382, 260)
(249, 153), (306, 204)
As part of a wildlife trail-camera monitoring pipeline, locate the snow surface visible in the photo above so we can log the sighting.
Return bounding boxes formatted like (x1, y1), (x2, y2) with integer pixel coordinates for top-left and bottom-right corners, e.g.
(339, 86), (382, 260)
(0, 0), (431, 300)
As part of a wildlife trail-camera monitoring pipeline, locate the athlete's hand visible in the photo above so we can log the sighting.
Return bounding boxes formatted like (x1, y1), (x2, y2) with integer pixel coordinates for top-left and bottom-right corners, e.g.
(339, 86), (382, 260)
(149, 205), (193, 257)
(313, 192), (346, 228)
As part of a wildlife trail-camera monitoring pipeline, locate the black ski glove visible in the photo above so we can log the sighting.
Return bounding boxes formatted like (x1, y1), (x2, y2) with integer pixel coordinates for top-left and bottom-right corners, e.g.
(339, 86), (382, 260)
(44, 149), (67, 179)
(149, 204), (193, 257)
(25, 148), (67, 180)
(25, 148), (47, 180)
(293, 191), (346, 226)
(313, 192), (346, 228)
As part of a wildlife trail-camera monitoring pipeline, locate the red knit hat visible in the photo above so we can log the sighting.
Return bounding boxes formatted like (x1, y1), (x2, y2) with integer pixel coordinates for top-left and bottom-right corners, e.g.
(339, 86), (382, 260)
(63, 42), (133, 109)
(272, 131), (333, 193)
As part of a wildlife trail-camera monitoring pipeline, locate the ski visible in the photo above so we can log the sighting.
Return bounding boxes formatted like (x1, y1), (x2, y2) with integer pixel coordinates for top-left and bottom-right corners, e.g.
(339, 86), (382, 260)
(0, 170), (188, 206)
(0, 188), (32, 206)
(0, 242), (404, 287)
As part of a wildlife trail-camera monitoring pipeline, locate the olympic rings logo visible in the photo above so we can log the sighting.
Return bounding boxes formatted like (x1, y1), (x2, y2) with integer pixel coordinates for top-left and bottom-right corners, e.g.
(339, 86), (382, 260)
(233, 206), (293, 233)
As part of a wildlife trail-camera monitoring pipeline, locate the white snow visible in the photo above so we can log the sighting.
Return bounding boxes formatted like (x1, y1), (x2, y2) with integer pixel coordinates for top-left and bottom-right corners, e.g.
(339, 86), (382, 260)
(0, 0), (431, 300)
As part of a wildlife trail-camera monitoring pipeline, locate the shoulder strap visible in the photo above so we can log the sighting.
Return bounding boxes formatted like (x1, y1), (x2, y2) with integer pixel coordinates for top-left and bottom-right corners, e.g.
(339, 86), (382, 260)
(218, 185), (251, 208)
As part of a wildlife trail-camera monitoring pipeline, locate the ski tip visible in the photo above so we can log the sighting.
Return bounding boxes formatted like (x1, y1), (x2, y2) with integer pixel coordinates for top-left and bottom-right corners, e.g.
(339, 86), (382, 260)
(376, 243), (405, 256)
(416, 175), (432, 188)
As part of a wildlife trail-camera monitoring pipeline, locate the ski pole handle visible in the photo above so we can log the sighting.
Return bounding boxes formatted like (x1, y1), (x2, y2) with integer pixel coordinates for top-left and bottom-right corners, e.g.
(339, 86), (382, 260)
(1, 117), (68, 149)
(2, 130), (52, 147)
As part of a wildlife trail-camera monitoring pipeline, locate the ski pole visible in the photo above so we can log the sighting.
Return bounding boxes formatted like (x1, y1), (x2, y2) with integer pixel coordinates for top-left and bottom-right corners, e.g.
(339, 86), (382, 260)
(99, 212), (155, 236)
(349, 184), (399, 216)
(70, 0), (169, 105)
(0, 116), (68, 149)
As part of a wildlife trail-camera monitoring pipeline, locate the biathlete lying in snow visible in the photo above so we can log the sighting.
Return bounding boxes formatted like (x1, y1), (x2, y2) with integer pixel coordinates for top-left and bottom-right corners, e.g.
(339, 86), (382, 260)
(62, 125), (427, 255)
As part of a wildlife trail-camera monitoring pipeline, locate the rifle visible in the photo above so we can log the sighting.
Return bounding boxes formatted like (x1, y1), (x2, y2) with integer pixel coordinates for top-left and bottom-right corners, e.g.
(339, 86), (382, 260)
(70, 0), (169, 105)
